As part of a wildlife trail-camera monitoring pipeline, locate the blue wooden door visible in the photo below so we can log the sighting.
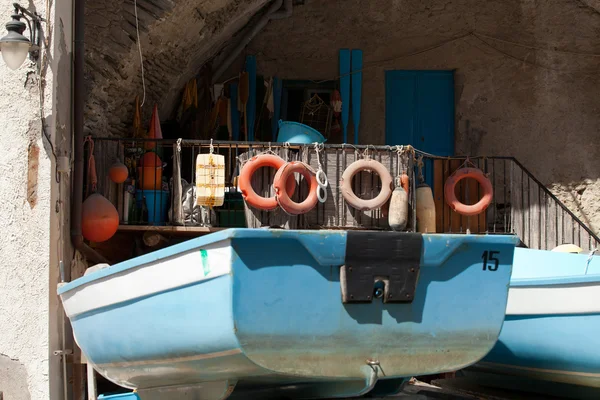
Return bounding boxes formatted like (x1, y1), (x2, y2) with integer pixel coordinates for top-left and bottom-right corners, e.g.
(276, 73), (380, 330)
(385, 70), (454, 185)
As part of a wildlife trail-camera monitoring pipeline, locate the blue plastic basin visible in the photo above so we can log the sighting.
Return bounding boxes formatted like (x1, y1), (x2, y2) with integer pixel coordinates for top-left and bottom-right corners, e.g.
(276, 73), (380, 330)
(135, 190), (170, 225)
(276, 120), (326, 144)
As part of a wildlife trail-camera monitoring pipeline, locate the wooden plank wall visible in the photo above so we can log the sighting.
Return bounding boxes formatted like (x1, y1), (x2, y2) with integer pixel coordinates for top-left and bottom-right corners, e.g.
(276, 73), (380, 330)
(302, 147), (401, 230)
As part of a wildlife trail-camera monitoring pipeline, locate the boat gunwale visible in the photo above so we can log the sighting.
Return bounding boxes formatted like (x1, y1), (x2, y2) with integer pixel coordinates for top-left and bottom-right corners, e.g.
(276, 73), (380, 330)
(58, 229), (519, 295)
(511, 274), (600, 287)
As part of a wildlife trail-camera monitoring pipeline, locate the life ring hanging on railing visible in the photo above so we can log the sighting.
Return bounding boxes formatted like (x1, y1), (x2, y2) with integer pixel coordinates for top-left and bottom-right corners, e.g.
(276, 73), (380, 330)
(274, 161), (319, 215)
(444, 167), (493, 216)
(239, 154), (296, 211)
(340, 159), (393, 211)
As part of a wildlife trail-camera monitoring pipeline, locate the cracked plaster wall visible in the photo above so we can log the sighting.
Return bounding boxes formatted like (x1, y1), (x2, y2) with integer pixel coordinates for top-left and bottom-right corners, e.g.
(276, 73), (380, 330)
(0, 0), (53, 397)
(0, 0), (69, 398)
(0, 354), (30, 399)
(248, 0), (600, 234)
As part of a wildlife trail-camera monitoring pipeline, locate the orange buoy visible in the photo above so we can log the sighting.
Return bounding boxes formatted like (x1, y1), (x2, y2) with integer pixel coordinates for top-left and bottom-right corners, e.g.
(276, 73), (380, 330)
(444, 167), (493, 217)
(400, 173), (410, 197)
(238, 154), (295, 211)
(145, 104), (163, 150)
(109, 161), (129, 184)
(139, 151), (162, 167)
(138, 152), (163, 190)
(274, 161), (319, 215)
(82, 193), (119, 242)
(340, 159), (393, 211)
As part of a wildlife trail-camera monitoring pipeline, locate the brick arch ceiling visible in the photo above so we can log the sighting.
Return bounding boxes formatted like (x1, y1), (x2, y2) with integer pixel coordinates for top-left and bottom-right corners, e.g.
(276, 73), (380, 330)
(84, 0), (270, 137)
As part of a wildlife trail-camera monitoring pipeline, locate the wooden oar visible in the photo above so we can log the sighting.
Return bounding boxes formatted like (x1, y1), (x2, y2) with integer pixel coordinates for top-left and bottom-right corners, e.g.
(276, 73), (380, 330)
(351, 49), (363, 144)
(339, 49), (351, 143)
(239, 72), (249, 141)
(227, 98), (233, 140)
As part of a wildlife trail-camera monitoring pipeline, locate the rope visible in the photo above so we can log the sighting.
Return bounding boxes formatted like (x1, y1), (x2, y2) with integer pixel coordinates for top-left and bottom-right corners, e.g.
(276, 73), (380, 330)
(312, 142), (327, 191)
(340, 143), (362, 162)
(134, 0), (146, 107)
(282, 141), (291, 161)
(236, 142), (287, 168)
(474, 32), (600, 58)
(363, 145), (374, 160)
(394, 146), (403, 186)
(84, 136), (97, 195)
(585, 248), (597, 275)
(416, 155), (425, 184)
(341, 143), (360, 152)
(393, 145), (411, 175)
(303, 94), (326, 115)
(263, 142), (278, 156)
(457, 156), (479, 170)
(413, 148), (446, 159)
(313, 142), (325, 170)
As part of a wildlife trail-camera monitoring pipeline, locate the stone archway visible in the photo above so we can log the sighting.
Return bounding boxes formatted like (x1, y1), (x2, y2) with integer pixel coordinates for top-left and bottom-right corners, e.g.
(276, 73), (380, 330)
(83, 0), (270, 137)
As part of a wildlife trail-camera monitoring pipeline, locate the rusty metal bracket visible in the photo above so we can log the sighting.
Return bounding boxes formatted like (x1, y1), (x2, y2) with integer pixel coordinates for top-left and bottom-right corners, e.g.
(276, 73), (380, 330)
(341, 231), (422, 304)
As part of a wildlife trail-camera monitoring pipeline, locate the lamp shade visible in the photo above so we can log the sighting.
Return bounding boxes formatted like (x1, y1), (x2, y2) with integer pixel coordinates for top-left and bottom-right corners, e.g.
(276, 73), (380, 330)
(1, 41), (30, 70)
(0, 14), (31, 70)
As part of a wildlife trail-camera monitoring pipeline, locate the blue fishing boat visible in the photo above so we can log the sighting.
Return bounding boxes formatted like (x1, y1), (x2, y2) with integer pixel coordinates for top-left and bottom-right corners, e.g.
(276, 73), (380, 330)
(472, 247), (600, 389)
(59, 229), (518, 399)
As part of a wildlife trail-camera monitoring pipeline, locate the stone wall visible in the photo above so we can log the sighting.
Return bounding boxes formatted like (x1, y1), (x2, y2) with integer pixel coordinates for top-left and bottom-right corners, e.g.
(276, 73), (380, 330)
(83, 0), (269, 137)
(247, 0), (600, 234)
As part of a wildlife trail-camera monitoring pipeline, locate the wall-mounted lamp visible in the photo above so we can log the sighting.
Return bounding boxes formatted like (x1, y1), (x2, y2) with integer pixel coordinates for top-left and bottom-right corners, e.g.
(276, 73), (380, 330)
(0, 3), (45, 70)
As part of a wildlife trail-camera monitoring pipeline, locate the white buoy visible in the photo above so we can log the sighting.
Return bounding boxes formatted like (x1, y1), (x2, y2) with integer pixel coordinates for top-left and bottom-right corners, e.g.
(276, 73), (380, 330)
(416, 183), (436, 233)
(552, 244), (583, 253)
(388, 186), (408, 231)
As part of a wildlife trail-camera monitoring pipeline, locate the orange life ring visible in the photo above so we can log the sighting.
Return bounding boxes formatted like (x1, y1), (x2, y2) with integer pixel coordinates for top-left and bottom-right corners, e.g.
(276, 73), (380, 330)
(444, 167), (493, 216)
(274, 161), (319, 215)
(340, 159), (393, 211)
(239, 154), (295, 211)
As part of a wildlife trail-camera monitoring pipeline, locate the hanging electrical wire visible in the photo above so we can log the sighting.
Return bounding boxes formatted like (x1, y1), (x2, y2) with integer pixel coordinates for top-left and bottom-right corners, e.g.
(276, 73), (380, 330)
(134, 0), (147, 107)
(474, 32), (600, 57)
(472, 34), (564, 72)
(254, 30), (600, 85)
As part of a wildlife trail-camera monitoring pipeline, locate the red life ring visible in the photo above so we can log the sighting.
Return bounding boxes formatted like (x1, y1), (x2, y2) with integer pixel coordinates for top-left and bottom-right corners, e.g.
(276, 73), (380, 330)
(239, 154), (295, 211)
(340, 159), (393, 211)
(444, 167), (493, 216)
(274, 161), (319, 215)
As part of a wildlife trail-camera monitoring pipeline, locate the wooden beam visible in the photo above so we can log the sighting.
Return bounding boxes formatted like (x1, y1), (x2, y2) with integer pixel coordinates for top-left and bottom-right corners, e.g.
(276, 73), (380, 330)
(87, 364), (97, 400)
(118, 225), (224, 234)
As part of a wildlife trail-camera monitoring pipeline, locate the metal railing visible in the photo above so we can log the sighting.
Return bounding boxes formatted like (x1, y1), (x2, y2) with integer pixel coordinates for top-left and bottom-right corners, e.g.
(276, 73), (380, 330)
(420, 154), (600, 251)
(87, 138), (600, 251)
